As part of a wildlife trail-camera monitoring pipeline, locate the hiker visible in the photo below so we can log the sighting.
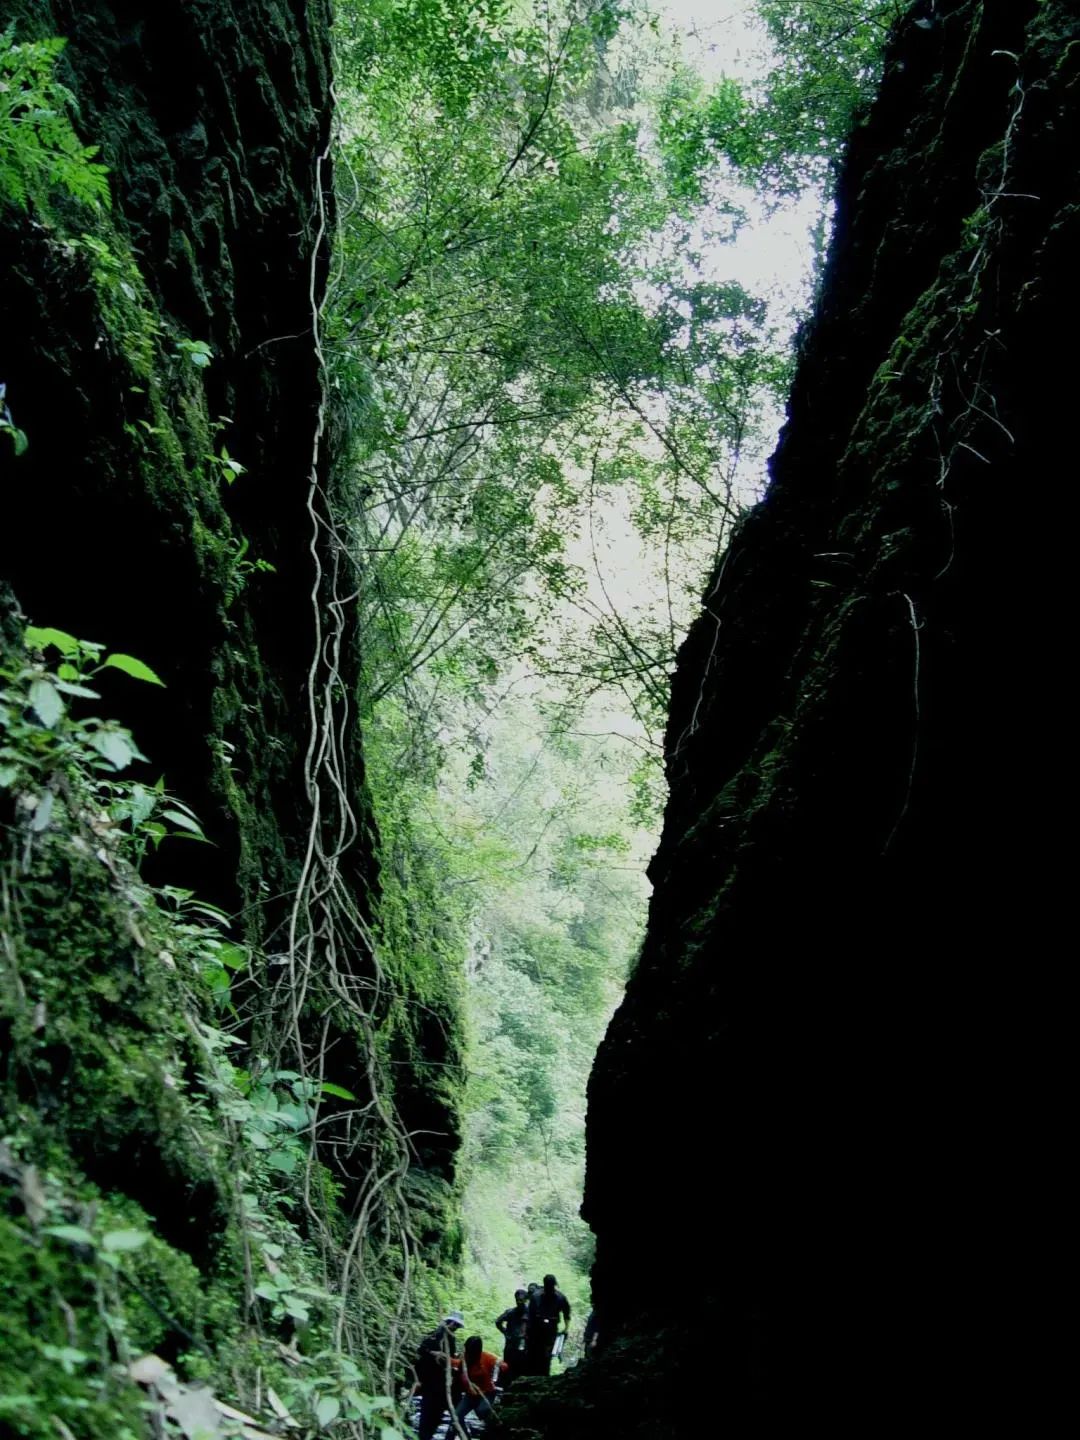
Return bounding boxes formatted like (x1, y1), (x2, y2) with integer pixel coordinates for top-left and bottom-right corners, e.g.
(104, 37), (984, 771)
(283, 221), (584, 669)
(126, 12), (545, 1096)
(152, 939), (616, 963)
(494, 1288), (530, 1387)
(520, 1285), (539, 1372)
(583, 1309), (600, 1356)
(452, 1335), (507, 1429)
(414, 1310), (464, 1440)
(526, 1274), (570, 1377)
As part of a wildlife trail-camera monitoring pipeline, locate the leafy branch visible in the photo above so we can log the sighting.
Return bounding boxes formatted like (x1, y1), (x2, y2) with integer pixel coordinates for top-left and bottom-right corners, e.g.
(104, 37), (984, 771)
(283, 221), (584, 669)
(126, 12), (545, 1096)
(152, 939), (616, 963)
(0, 28), (110, 212)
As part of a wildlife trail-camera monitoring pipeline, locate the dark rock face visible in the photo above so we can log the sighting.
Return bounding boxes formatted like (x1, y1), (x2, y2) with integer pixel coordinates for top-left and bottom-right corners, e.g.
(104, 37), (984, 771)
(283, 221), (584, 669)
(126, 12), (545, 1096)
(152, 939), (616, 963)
(0, 0), (462, 1293)
(508, 3), (1076, 1434)
(0, 0), (336, 920)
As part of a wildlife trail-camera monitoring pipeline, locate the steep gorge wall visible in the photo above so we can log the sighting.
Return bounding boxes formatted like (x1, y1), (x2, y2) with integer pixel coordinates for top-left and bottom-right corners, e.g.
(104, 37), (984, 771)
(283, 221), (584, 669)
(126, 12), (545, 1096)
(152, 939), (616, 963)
(0, 5), (463, 1430)
(510, 2), (1075, 1434)
(1, 0), (339, 920)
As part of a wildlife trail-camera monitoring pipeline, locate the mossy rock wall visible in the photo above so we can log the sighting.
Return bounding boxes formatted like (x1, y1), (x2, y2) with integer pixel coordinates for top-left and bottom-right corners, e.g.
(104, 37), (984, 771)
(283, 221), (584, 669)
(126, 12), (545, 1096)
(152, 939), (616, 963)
(0, 4), (465, 1431)
(508, 3), (1077, 1435)
(0, 0), (337, 920)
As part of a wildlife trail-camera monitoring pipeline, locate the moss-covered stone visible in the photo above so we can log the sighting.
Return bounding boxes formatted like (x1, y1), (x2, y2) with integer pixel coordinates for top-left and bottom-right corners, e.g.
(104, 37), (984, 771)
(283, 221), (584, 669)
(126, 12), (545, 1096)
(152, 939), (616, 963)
(0, 0), (336, 927)
(1, 0), (466, 1426)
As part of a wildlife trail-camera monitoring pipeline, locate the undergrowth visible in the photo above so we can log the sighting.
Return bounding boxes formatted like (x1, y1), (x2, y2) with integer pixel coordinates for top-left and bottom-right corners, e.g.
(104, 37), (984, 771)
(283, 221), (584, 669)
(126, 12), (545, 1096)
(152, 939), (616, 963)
(0, 626), (405, 1438)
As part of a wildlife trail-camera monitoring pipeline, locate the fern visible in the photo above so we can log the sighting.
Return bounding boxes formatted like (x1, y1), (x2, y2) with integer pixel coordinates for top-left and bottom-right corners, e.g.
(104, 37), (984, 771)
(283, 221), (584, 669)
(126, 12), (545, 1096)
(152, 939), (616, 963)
(0, 27), (110, 212)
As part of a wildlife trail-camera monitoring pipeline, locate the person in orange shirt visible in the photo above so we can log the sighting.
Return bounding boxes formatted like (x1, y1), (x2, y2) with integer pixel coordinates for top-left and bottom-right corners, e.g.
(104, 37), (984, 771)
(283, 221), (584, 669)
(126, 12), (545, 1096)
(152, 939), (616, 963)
(451, 1334), (508, 1428)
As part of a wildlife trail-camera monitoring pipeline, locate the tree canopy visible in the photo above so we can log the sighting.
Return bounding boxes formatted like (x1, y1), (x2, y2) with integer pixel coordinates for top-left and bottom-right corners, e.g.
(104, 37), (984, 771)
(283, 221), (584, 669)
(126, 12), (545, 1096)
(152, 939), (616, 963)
(329, 0), (900, 1329)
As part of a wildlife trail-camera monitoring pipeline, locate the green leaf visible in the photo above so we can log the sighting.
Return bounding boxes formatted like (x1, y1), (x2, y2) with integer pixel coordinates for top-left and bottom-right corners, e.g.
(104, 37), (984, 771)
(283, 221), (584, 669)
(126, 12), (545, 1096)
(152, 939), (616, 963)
(347, 1395), (394, 1422)
(176, 339), (213, 366)
(41, 1345), (89, 1375)
(0, 1397), (36, 1416)
(217, 943), (248, 971)
(320, 1082), (359, 1102)
(54, 679), (101, 699)
(186, 899), (229, 922)
(43, 1224), (96, 1247)
(315, 1396), (341, 1427)
(29, 677), (63, 727)
(102, 653), (165, 686)
(161, 809), (206, 838)
(25, 626), (79, 656)
(87, 728), (134, 771)
(282, 1294), (310, 1322)
(265, 1148), (299, 1176)
(101, 1228), (149, 1252)
(124, 784), (156, 828)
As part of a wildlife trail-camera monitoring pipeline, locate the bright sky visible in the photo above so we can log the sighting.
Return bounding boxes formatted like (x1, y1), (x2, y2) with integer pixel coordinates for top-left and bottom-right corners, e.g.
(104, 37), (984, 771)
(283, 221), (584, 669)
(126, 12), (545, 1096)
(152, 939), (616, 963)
(571, 0), (821, 626)
(660, 0), (768, 81)
(657, 0), (820, 315)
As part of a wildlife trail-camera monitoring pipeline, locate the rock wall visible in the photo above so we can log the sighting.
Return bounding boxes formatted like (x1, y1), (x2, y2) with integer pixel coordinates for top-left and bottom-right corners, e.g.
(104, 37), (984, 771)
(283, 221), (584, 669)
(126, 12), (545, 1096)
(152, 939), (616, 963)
(509, 2), (1075, 1433)
(0, 6), (464, 1429)
(0, 0), (338, 919)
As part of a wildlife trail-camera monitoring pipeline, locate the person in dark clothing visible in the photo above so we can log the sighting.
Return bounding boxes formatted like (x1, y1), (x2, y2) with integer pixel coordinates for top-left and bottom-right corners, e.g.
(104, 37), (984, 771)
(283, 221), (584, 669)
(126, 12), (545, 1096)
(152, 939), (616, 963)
(582, 1309), (600, 1357)
(526, 1274), (570, 1377)
(414, 1311), (464, 1440)
(494, 1288), (529, 1387)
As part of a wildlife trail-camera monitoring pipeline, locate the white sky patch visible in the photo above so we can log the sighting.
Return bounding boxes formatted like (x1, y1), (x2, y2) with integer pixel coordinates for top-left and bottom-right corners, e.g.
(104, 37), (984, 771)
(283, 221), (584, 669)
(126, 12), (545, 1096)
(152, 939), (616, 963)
(556, 0), (822, 677)
(655, 0), (820, 334)
(660, 0), (771, 83)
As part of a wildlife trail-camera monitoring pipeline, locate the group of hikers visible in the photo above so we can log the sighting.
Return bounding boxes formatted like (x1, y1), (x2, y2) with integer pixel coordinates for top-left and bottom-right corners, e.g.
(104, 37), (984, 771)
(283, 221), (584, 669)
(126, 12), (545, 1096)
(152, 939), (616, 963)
(412, 1274), (576, 1439)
